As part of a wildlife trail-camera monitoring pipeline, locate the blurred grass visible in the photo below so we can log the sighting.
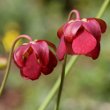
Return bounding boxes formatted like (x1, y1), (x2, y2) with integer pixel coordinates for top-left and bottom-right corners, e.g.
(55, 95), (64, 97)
(0, 0), (110, 110)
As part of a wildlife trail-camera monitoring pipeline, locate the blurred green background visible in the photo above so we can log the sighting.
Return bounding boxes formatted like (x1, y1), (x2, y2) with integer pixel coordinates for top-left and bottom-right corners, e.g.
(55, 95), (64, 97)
(0, 0), (110, 110)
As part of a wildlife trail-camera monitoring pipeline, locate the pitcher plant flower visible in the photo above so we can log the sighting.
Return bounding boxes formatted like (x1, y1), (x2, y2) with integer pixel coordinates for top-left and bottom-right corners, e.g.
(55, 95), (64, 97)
(14, 38), (57, 80)
(57, 9), (107, 60)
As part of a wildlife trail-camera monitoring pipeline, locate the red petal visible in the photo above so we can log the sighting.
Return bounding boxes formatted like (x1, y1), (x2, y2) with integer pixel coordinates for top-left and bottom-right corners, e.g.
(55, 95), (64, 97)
(20, 52), (41, 80)
(95, 18), (107, 33)
(83, 18), (101, 41)
(31, 41), (49, 66)
(56, 37), (67, 60)
(64, 21), (82, 42)
(41, 50), (57, 75)
(37, 40), (56, 51)
(65, 40), (74, 54)
(13, 44), (30, 67)
(72, 30), (97, 54)
(57, 24), (65, 39)
(86, 43), (100, 60)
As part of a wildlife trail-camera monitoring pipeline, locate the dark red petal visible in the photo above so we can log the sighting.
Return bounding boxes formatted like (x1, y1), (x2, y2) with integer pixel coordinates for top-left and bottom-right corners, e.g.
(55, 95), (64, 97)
(41, 50), (57, 75)
(56, 37), (67, 60)
(64, 21), (82, 42)
(13, 44), (30, 67)
(57, 24), (65, 39)
(86, 43), (100, 60)
(36, 40), (56, 51)
(65, 40), (74, 54)
(83, 18), (101, 41)
(72, 30), (97, 54)
(31, 41), (49, 66)
(20, 52), (41, 80)
(95, 18), (107, 33)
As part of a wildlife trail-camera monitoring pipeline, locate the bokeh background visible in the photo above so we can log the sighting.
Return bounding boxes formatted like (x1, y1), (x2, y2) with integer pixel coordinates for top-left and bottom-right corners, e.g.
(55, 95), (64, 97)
(0, 0), (110, 110)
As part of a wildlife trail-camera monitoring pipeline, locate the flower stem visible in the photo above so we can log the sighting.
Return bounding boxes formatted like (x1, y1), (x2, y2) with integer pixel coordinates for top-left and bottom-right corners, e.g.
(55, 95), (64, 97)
(55, 9), (80, 110)
(55, 55), (67, 110)
(68, 9), (80, 20)
(0, 34), (32, 96)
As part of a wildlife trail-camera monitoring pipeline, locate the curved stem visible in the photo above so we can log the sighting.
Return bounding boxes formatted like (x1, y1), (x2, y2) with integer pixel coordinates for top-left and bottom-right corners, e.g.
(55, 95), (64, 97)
(37, 0), (109, 109)
(0, 34), (32, 96)
(55, 9), (80, 110)
(55, 55), (67, 110)
(68, 9), (80, 21)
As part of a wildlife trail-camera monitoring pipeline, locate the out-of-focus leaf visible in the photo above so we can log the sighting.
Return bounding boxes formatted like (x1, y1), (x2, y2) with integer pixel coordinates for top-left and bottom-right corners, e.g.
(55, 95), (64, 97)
(0, 57), (7, 69)
(2, 30), (20, 52)
(2, 22), (21, 52)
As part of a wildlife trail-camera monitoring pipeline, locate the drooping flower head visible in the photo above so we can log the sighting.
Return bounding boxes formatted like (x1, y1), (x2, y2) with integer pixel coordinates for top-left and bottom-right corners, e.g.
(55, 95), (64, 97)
(14, 35), (57, 80)
(57, 9), (107, 60)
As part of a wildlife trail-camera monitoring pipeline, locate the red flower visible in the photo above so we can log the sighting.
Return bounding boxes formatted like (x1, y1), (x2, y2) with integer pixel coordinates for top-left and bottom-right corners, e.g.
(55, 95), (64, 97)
(14, 39), (57, 80)
(57, 10), (107, 60)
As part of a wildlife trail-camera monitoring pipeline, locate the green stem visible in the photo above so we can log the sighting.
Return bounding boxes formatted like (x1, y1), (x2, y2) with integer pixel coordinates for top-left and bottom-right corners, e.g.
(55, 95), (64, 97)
(56, 55), (67, 110)
(96, 0), (110, 18)
(38, 0), (109, 109)
(0, 34), (32, 96)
